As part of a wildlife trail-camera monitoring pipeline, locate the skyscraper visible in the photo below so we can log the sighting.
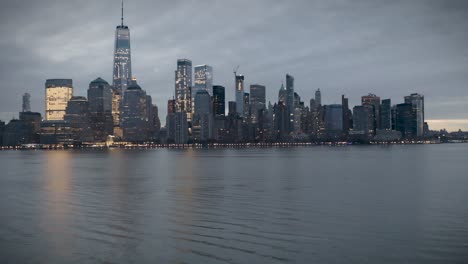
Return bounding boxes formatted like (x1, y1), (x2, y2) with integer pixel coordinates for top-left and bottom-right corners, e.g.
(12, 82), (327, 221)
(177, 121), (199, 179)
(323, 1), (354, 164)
(278, 83), (286, 104)
(380, 99), (392, 130)
(175, 59), (192, 119)
(396, 103), (413, 138)
(64, 96), (93, 142)
(22, 93), (31, 112)
(121, 79), (149, 142)
(324, 104), (343, 137)
(361, 93), (381, 131)
(285, 74), (295, 111)
(235, 75), (245, 117)
(404, 93), (424, 137)
(285, 74), (295, 131)
(193, 90), (213, 141)
(353, 105), (374, 136)
(45, 79), (73, 120)
(250, 84), (266, 123)
(243, 92), (250, 118)
(88, 77), (113, 141)
(113, 1), (132, 94)
(212, 85), (225, 117)
(193, 64), (213, 97)
(342, 95), (352, 135)
(315, 89), (322, 106)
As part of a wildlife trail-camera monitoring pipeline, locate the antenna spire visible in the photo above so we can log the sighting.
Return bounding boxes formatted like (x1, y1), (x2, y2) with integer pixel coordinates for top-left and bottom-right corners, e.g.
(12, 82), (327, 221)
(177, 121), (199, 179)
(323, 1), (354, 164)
(121, 0), (124, 26)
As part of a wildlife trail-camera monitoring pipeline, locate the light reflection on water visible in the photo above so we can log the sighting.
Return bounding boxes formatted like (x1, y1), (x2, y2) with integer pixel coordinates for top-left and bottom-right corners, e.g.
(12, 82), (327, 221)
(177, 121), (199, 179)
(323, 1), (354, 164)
(0, 145), (468, 263)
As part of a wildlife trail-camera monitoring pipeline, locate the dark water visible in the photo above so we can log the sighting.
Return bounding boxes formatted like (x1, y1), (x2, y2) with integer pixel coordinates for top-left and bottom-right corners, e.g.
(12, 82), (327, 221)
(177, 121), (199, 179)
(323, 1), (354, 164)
(1, 145), (468, 264)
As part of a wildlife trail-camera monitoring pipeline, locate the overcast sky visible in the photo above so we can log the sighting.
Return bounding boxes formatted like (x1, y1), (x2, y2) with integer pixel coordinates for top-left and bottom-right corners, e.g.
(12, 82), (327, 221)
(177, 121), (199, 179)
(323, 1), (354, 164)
(1, 0), (467, 130)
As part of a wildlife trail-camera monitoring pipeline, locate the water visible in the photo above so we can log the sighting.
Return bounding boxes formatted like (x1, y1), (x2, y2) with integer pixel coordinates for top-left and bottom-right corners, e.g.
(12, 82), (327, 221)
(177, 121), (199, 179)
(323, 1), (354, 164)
(1, 144), (468, 263)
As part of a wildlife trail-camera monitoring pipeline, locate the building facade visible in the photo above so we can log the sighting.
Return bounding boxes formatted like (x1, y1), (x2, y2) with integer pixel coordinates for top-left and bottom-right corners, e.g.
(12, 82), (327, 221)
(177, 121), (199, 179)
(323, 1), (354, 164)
(45, 79), (73, 120)
(175, 59), (193, 118)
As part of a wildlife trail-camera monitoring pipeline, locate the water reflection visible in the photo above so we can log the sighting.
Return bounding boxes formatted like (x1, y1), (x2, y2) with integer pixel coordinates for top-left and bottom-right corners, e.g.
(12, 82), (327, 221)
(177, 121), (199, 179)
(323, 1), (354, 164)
(41, 150), (73, 260)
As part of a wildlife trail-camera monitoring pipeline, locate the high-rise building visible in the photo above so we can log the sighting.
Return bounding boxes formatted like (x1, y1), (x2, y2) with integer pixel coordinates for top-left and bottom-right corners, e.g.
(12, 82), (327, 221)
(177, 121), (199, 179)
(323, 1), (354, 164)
(175, 59), (192, 119)
(396, 103), (413, 138)
(193, 90), (213, 142)
(113, 1), (132, 94)
(228, 101), (237, 116)
(212, 85), (225, 117)
(235, 75), (245, 117)
(88, 77), (114, 141)
(285, 74), (295, 131)
(342, 95), (352, 135)
(380, 99), (392, 130)
(22, 93), (31, 112)
(166, 99), (176, 143)
(174, 112), (188, 144)
(352, 105), (374, 136)
(193, 64), (213, 97)
(285, 74), (295, 111)
(273, 102), (288, 141)
(324, 104), (343, 137)
(121, 79), (149, 142)
(250, 84), (266, 124)
(310, 98), (316, 111)
(315, 88), (322, 106)
(243, 92), (250, 119)
(278, 83), (286, 104)
(361, 93), (381, 131)
(404, 93), (424, 137)
(194, 91), (212, 119)
(167, 99), (176, 114)
(45, 79), (73, 120)
(64, 96), (93, 142)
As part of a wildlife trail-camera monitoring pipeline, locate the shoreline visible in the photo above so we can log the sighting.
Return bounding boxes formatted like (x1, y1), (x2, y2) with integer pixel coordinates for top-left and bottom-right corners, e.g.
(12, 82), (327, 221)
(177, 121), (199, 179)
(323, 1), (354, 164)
(1, 140), (466, 151)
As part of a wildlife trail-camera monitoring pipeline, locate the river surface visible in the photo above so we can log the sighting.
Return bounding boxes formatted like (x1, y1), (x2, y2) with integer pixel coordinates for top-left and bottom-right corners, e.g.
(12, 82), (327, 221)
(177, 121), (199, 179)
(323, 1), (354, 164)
(1, 144), (468, 263)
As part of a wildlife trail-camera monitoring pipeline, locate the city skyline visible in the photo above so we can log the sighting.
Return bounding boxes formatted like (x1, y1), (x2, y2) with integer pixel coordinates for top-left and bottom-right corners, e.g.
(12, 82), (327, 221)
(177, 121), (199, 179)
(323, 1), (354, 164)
(0, 0), (467, 131)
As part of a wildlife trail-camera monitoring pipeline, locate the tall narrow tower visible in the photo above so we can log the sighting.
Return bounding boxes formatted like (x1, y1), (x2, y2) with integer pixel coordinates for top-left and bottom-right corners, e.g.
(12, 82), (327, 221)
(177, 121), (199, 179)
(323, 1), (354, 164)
(112, 0), (132, 94)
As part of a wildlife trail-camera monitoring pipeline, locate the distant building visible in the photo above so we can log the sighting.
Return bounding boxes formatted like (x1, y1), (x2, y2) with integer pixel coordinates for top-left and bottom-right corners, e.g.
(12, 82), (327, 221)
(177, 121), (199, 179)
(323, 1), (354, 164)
(174, 112), (188, 144)
(273, 102), (288, 141)
(193, 65), (213, 109)
(243, 92), (250, 119)
(175, 59), (192, 120)
(310, 98), (316, 111)
(285, 74), (295, 132)
(193, 90), (213, 142)
(361, 93), (381, 132)
(64, 96), (93, 142)
(22, 93), (31, 112)
(88, 77), (113, 141)
(0, 121), (5, 146)
(278, 83), (286, 104)
(315, 88), (322, 106)
(121, 80), (149, 142)
(324, 104), (343, 139)
(250, 84), (266, 124)
(212, 85), (225, 117)
(3, 120), (35, 146)
(341, 95), (352, 135)
(352, 105), (375, 137)
(45, 79), (73, 120)
(404, 93), (424, 137)
(39, 120), (72, 145)
(396, 103), (413, 138)
(380, 99), (391, 130)
(235, 75), (245, 117)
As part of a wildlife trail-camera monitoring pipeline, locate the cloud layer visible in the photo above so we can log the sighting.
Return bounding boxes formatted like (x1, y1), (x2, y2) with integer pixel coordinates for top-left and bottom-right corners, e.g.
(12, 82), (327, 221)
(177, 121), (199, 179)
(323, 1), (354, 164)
(1, 0), (467, 130)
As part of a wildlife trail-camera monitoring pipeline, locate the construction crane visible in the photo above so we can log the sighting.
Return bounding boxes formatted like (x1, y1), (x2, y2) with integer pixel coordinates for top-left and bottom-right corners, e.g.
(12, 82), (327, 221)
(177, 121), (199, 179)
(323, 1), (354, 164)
(233, 65), (240, 78)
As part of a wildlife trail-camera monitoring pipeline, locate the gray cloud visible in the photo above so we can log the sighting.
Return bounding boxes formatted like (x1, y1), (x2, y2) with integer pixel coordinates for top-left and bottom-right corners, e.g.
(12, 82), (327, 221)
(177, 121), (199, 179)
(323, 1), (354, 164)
(1, 0), (467, 130)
